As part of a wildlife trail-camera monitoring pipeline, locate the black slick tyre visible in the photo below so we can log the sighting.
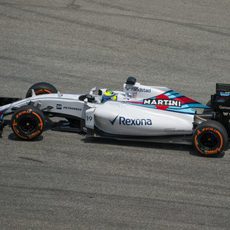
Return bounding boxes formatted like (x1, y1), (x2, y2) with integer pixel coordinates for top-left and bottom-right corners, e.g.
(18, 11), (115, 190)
(11, 105), (45, 140)
(193, 120), (228, 156)
(26, 82), (57, 98)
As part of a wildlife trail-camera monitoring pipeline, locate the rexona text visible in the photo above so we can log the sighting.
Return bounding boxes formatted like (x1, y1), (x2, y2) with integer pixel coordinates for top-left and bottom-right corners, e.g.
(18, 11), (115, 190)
(119, 117), (152, 126)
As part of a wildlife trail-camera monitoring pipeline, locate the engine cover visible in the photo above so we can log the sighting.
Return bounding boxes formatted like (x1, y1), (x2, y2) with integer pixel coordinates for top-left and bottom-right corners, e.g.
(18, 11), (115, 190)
(94, 101), (194, 136)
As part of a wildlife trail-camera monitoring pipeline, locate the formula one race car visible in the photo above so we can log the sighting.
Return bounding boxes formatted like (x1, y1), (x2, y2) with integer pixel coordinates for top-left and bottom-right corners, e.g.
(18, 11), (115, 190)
(0, 77), (229, 156)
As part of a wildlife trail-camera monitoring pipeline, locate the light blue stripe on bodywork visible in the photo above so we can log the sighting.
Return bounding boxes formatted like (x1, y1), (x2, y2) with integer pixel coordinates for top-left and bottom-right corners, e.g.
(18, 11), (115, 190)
(169, 103), (209, 109)
(167, 108), (196, 114)
(165, 90), (183, 99)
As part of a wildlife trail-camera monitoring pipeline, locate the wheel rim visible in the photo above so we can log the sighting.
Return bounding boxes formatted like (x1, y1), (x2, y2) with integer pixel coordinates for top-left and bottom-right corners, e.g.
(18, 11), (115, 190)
(197, 130), (221, 153)
(18, 115), (39, 134)
(16, 113), (42, 137)
(35, 89), (52, 95)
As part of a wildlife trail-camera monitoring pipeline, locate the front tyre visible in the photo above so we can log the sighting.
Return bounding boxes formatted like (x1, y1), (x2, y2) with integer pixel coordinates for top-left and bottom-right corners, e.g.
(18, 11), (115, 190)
(26, 82), (57, 98)
(11, 106), (45, 140)
(193, 120), (228, 156)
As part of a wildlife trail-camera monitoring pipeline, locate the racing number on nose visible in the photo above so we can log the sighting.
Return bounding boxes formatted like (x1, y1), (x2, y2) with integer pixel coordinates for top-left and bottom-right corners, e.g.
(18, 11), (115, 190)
(87, 116), (93, 121)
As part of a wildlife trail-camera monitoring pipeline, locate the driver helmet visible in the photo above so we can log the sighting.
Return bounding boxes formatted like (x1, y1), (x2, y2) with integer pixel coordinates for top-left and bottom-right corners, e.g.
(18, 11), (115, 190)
(102, 90), (117, 102)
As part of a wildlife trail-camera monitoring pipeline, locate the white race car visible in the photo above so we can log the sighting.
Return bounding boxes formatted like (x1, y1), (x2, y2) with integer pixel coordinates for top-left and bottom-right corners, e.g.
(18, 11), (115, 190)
(0, 77), (229, 156)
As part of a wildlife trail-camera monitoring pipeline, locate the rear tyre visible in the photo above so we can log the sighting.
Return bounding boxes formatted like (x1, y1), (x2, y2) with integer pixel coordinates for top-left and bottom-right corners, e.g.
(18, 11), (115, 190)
(193, 120), (228, 156)
(26, 82), (57, 98)
(11, 105), (45, 140)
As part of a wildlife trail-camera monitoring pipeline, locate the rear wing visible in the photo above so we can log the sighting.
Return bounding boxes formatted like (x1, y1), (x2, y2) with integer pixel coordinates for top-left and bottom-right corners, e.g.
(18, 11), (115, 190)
(211, 83), (230, 112)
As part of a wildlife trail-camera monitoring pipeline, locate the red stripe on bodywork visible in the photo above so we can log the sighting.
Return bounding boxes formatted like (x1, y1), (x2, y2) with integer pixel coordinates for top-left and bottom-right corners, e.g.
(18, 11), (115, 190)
(176, 96), (198, 104)
(128, 101), (143, 104)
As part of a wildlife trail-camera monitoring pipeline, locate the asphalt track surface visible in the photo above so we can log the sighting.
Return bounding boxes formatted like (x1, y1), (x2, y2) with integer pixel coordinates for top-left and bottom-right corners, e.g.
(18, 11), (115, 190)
(0, 0), (230, 229)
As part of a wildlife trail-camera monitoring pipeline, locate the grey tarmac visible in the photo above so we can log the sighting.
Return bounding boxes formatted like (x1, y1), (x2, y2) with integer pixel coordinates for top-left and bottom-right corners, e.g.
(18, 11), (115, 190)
(0, 0), (230, 229)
